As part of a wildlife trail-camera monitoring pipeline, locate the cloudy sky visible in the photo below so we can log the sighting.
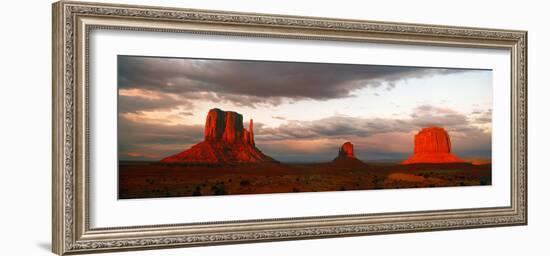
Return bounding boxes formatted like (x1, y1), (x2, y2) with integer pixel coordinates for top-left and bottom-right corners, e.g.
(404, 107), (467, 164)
(118, 55), (493, 162)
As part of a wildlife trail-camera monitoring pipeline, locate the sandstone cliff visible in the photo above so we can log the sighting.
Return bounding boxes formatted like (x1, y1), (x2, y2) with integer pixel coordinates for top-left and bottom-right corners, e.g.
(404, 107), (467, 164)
(401, 127), (465, 165)
(161, 108), (275, 164)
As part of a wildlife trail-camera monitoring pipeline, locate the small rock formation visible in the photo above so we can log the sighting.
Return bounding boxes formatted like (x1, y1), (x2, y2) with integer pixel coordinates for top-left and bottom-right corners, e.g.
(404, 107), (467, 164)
(339, 142), (355, 158)
(161, 108), (276, 164)
(332, 142), (367, 167)
(401, 127), (465, 165)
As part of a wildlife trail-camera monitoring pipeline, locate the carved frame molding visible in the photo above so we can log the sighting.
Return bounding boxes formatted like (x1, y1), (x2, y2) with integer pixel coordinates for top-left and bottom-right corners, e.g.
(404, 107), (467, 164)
(52, 1), (527, 255)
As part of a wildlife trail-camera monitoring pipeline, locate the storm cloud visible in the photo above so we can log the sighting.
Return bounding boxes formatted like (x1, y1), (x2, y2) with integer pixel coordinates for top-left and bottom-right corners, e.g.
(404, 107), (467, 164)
(118, 116), (204, 160)
(255, 105), (490, 141)
(118, 55), (466, 109)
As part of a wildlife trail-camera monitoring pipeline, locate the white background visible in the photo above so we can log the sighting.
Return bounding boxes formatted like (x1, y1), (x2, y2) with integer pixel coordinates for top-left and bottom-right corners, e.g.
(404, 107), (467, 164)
(90, 29), (511, 227)
(0, 0), (547, 255)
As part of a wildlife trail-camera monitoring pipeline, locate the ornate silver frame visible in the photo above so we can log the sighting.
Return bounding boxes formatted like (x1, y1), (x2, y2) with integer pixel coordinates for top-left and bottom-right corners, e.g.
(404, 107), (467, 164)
(52, 1), (527, 255)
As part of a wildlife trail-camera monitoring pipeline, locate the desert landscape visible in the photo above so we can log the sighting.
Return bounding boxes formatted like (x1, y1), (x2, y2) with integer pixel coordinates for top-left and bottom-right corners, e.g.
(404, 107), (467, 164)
(119, 109), (491, 199)
(118, 56), (493, 199)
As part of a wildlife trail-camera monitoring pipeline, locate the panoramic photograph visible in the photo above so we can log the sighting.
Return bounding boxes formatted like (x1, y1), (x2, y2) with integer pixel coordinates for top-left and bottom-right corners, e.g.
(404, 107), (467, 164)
(117, 55), (493, 199)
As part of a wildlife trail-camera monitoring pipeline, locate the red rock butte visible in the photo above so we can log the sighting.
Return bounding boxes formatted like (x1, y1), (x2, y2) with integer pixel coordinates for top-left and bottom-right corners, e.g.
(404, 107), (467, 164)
(401, 127), (466, 165)
(332, 142), (367, 166)
(339, 142), (355, 158)
(161, 108), (277, 164)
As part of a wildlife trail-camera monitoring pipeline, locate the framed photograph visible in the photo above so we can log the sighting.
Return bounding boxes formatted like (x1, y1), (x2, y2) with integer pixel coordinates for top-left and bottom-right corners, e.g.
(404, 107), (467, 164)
(52, 1), (527, 255)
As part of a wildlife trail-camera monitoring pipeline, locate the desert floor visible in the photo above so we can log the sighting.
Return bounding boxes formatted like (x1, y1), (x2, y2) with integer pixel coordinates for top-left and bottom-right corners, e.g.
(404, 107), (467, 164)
(118, 162), (491, 199)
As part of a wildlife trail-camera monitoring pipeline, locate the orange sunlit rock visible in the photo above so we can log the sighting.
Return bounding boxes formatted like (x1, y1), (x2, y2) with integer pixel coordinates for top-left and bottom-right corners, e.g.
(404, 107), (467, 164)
(339, 142), (355, 157)
(468, 158), (491, 165)
(161, 108), (276, 164)
(332, 141), (367, 167)
(401, 127), (465, 165)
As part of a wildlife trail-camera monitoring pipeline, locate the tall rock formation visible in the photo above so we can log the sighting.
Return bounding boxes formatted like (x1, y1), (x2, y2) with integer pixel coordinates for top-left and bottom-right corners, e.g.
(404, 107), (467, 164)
(204, 108), (246, 144)
(401, 127), (465, 165)
(243, 119), (255, 146)
(161, 108), (276, 164)
(332, 142), (367, 167)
